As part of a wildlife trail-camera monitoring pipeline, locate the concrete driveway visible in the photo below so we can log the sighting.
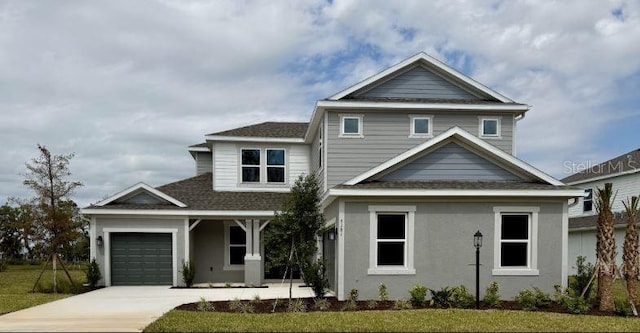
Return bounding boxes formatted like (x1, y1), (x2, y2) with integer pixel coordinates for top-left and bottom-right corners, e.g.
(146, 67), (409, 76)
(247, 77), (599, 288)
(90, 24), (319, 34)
(0, 285), (315, 332)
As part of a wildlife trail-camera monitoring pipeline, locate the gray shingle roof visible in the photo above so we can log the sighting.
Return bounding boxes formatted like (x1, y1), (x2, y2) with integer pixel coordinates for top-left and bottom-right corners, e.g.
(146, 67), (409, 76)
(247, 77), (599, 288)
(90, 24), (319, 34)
(569, 212), (628, 230)
(208, 122), (309, 138)
(334, 180), (573, 190)
(561, 148), (640, 184)
(91, 173), (288, 211)
(188, 142), (208, 148)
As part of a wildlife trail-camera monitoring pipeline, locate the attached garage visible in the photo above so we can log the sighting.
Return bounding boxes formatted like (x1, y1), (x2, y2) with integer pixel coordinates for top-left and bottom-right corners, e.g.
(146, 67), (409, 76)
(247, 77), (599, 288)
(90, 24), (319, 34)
(110, 232), (173, 285)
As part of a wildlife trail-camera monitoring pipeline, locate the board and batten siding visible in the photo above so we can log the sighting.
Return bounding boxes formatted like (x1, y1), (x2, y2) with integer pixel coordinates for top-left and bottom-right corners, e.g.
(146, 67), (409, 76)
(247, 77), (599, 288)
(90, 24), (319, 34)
(380, 142), (521, 182)
(195, 152), (213, 176)
(567, 172), (640, 217)
(213, 142), (310, 191)
(326, 111), (514, 188)
(354, 66), (479, 100)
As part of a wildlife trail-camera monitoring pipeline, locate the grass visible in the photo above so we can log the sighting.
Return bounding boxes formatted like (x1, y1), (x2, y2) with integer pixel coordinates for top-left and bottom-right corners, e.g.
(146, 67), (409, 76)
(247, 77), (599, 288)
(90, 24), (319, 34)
(144, 308), (640, 332)
(0, 264), (87, 315)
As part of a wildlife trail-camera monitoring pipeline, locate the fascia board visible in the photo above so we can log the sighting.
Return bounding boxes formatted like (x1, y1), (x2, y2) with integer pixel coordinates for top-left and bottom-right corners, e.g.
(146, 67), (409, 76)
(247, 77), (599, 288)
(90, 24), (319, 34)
(205, 135), (305, 143)
(327, 188), (585, 198)
(316, 100), (529, 112)
(81, 208), (275, 217)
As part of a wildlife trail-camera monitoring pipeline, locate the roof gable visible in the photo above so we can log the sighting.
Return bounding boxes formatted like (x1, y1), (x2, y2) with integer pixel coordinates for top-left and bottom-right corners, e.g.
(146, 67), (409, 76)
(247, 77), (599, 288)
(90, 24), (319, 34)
(350, 65), (481, 101)
(379, 142), (523, 182)
(344, 127), (563, 186)
(95, 182), (187, 208)
(329, 52), (514, 103)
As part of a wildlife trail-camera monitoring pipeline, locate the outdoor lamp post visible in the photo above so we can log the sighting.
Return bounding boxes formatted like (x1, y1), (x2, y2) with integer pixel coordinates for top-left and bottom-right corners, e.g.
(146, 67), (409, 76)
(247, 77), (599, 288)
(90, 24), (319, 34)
(474, 230), (483, 309)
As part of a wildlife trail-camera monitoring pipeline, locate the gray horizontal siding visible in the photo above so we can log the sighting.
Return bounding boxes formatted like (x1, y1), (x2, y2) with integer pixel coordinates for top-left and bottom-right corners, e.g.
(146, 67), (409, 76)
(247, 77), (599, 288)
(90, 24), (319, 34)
(380, 142), (521, 181)
(356, 66), (479, 100)
(326, 111), (514, 188)
(195, 152), (212, 176)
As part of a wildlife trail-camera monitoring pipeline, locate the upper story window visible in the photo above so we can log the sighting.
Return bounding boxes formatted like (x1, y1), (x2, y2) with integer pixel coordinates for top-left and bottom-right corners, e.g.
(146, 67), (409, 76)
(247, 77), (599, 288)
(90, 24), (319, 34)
(266, 149), (285, 183)
(340, 115), (363, 138)
(241, 149), (260, 183)
(240, 148), (286, 185)
(583, 189), (593, 212)
(492, 206), (539, 276)
(479, 117), (501, 138)
(318, 126), (323, 169)
(409, 115), (433, 138)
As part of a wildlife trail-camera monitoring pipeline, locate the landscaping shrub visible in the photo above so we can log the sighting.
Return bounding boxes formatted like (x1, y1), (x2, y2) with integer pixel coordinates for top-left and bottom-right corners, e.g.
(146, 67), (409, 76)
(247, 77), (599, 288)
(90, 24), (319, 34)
(237, 302), (255, 314)
(409, 284), (428, 307)
(568, 256), (594, 297)
(515, 289), (537, 311)
(342, 289), (358, 311)
(482, 281), (501, 308)
(86, 258), (101, 288)
(181, 260), (195, 287)
(532, 287), (551, 308)
(367, 300), (378, 309)
(451, 285), (475, 309)
(0, 258), (6, 272)
(313, 298), (330, 311)
(287, 299), (306, 313)
(393, 299), (412, 310)
(378, 283), (388, 301)
(615, 298), (634, 317)
(430, 287), (453, 308)
(348, 288), (359, 302)
(250, 294), (261, 304)
(197, 297), (214, 312)
(228, 298), (243, 311)
(302, 259), (329, 298)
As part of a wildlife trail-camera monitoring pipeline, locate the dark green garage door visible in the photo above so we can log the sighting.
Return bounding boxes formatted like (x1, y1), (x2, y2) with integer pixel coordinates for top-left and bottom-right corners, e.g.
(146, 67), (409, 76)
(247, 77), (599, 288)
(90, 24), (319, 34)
(111, 233), (173, 285)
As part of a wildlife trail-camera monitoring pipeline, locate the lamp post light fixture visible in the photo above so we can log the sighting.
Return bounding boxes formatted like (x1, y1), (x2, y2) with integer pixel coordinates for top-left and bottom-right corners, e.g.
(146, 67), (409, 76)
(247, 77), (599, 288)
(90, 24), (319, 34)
(473, 230), (483, 309)
(97, 235), (104, 247)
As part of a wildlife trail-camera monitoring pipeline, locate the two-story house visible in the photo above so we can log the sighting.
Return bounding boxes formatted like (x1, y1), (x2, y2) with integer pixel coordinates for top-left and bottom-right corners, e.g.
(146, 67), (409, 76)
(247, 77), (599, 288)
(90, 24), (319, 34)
(563, 149), (640, 274)
(82, 53), (583, 300)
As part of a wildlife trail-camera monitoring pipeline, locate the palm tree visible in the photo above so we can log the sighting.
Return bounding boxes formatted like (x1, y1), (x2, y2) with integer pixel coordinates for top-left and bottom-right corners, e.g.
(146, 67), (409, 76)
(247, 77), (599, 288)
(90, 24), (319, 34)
(623, 196), (639, 304)
(595, 182), (616, 311)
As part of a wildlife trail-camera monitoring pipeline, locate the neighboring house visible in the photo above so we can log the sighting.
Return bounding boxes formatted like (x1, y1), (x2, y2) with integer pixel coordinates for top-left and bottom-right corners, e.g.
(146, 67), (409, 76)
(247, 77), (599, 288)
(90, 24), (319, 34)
(563, 149), (640, 274)
(82, 53), (583, 300)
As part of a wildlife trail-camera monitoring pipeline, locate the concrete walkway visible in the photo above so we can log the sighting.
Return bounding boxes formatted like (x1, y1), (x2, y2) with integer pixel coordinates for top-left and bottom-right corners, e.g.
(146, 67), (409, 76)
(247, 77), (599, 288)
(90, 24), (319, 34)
(0, 284), (315, 332)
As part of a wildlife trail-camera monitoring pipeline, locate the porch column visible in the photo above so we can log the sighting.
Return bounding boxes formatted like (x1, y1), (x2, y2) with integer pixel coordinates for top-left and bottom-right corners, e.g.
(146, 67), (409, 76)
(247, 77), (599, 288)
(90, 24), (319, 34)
(244, 219), (262, 286)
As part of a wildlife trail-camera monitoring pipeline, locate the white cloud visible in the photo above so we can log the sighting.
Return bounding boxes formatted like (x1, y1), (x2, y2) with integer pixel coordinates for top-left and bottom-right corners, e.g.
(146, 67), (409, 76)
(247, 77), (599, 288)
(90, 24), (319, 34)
(1, 0), (639, 205)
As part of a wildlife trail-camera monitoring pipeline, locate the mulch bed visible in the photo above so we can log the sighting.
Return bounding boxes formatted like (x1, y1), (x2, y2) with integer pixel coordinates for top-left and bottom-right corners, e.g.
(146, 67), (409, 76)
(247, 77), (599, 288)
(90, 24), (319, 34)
(175, 297), (624, 317)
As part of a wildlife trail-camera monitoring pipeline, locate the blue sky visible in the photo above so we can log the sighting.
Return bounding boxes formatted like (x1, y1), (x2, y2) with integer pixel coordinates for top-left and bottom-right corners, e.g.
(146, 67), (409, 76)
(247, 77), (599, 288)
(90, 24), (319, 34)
(0, 0), (639, 206)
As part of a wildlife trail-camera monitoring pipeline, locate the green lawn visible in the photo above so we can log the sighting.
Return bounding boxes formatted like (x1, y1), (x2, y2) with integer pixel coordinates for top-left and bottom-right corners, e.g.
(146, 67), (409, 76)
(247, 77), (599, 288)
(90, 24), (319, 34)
(0, 264), (87, 315)
(145, 308), (640, 332)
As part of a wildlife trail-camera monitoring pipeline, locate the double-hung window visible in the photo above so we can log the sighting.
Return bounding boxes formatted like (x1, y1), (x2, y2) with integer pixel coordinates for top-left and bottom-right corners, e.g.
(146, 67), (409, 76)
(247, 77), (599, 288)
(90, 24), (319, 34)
(241, 149), (260, 183)
(479, 117), (501, 138)
(224, 222), (246, 270)
(493, 206), (539, 276)
(583, 189), (593, 212)
(368, 205), (416, 275)
(409, 115), (433, 138)
(266, 149), (285, 183)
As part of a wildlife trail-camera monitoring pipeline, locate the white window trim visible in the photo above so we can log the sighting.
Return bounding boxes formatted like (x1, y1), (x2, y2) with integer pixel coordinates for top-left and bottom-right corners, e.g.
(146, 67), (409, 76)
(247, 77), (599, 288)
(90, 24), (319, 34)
(368, 205), (416, 275)
(223, 221), (246, 271)
(409, 115), (433, 138)
(339, 114), (364, 138)
(266, 148), (286, 184)
(238, 147), (288, 186)
(240, 148), (261, 183)
(492, 206), (539, 276)
(479, 117), (502, 139)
